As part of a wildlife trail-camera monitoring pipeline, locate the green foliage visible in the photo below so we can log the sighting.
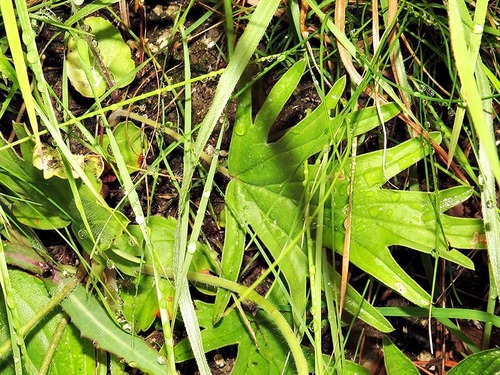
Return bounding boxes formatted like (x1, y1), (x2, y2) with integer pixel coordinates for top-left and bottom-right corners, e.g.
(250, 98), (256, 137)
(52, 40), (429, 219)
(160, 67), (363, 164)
(50, 283), (166, 374)
(115, 215), (218, 331)
(0, 124), (128, 250)
(0, 0), (497, 373)
(176, 300), (368, 374)
(0, 270), (101, 374)
(224, 59), (484, 325)
(101, 121), (145, 174)
(66, 17), (135, 98)
(447, 349), (500, 374)
(382, 336), (419, 375)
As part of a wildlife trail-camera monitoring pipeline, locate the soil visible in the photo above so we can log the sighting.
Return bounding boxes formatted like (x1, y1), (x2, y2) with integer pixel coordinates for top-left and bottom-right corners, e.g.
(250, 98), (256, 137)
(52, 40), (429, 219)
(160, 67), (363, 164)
(3, 1), (497, 374)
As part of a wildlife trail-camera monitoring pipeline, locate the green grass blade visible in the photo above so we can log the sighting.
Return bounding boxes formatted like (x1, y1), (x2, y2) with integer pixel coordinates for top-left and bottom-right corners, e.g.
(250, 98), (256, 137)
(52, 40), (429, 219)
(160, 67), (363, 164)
(448, 0), (500, 187)
(171, 1), (282, 372)
(0, 0), (41, 154)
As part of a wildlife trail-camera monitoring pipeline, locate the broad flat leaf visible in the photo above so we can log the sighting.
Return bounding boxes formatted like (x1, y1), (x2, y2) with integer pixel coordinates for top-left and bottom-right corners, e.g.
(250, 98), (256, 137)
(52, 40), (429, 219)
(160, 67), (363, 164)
(324, 134), (484, 305)
(383, 336), (419, 375)
(101, 121), (145, 174)
(53, 284), (166, 375)
(175, 300), (364, 374)
(0, 270), (99, 374)
(447, 348), (500, 374)
(116, 215), (218, 331)
(175, 300), (295, 373)
(66, 17), (135, 98)
(227, 60), (485, 315)
(227, 60), (347, 324)
(0, 124), (128, 250)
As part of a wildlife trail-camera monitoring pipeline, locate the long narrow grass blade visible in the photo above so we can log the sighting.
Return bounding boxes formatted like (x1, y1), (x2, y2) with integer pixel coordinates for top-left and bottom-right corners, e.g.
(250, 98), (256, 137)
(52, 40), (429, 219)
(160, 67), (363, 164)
(448, 0), (500, 187)
(448, 0), (500, 295)
(0, 0), (41, 154)
(171, 1), (282, 372)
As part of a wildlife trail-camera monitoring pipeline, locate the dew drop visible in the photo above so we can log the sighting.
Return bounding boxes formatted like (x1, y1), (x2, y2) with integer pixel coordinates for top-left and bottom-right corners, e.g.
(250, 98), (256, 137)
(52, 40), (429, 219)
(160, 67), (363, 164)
(203, 190), (211, 199)
(390, 193), (401, 202)
(22, 32), (34, 46)
(187, 241), (197, 254)
(135, 215), (145, 225)
(234, 122), (246, 136)
(473, 24), (484, 34)
(6, 293), (16, 310)
(357, 223), (366, 232)
(365, 190), (376, 199)
(478, 174), (485, 187)
(128, 235), (138, 247)
(309, 265), (316, 275)
(106, 259), (115, 269)
(26, 50), (38, 64)
(395, 283), (407, 295)
(364, 170), (381, 187)
(485, 200), (495, 209)
(368, 206), (382, 217)
(157, 356), (166, 365)
(77, 229), (88, 239)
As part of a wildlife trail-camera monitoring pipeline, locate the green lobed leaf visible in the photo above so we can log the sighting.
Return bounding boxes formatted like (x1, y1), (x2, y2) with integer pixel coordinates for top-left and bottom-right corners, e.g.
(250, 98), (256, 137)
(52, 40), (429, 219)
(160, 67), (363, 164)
(227, 61), (485, 317)
(228, 61), (347, 325)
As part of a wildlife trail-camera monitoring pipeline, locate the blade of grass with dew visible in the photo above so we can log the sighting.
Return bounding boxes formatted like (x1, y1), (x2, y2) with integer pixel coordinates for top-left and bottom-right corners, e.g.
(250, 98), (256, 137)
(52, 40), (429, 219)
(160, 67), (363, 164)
(171, 0), (281, 372)
(0, 0), (42, 158)
(183, 126), (224, 281)
(103, 123), (177, 373)
(448, 0), (500, 295)
(448, 0), (500, 187)
(476, 60), (500, 345)
(311, 150), (330, 374)
(169, 25), (211, 374)
(475, 66), (500, 298)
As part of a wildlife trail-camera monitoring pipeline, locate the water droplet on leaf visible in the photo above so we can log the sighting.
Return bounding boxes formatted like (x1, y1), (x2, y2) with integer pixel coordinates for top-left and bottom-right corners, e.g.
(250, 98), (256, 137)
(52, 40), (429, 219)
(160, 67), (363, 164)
(157, 356), (166, 365)
(368, 206), (382, 217)
(364, 170), (382, 187)
(187, 241), (197, 254)
(234, 122), (246, 136)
